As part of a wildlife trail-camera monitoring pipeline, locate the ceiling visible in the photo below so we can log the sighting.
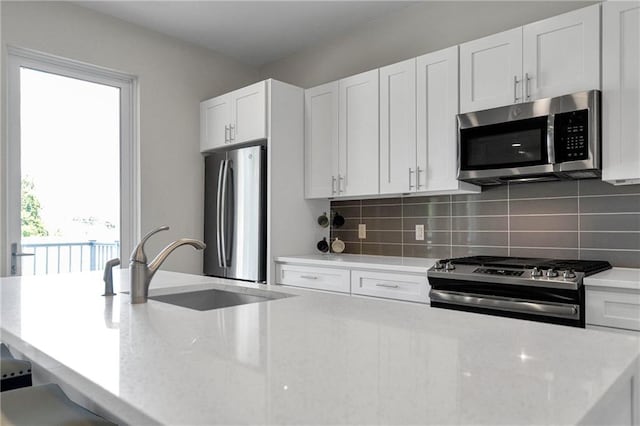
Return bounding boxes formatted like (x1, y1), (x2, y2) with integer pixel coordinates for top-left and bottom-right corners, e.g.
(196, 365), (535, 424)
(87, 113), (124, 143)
(77, 1), (415, 66)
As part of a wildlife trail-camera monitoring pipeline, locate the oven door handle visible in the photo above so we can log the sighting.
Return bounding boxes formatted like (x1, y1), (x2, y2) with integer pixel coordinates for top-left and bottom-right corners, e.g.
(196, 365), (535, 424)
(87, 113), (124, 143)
(429, 290), (579, 319)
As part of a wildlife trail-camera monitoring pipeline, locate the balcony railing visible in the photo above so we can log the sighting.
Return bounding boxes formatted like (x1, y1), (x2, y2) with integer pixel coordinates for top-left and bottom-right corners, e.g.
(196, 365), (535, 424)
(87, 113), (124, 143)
(20, 241), (120, 275)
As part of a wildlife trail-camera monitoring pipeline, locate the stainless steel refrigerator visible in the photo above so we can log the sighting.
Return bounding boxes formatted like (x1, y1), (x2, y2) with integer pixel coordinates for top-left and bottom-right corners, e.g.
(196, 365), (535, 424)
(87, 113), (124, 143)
(204, 145), (267, 282)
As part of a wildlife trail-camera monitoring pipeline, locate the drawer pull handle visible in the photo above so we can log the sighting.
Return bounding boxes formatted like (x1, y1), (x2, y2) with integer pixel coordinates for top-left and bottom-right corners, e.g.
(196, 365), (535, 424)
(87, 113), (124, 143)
(300, 275), (318, 280)
(375, 283), (399, 289)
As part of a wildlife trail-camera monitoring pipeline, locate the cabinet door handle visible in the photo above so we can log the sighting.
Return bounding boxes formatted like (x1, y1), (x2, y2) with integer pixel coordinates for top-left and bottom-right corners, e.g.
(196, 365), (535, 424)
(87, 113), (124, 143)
(224, 125), (229, 143)
(409, 168), (415, 190)
(338, 175), (345, 193)
(513, 75), (520, 103)
(229, 124), (235, 141)
(416, 166), (422, 190)
(375, 283), (399, 289)
(331, 176), (337, 195)
(525, 73), (531, 100)
(300, 275), (318, 280)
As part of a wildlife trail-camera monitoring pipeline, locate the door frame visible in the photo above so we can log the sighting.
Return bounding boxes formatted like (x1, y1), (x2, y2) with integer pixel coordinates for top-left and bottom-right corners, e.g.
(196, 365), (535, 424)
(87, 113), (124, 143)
(3, 46), (139, 275)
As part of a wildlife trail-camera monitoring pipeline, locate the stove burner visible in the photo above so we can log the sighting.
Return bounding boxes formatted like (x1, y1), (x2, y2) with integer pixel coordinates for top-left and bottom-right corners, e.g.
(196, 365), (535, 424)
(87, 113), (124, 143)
(445, 256), (611, 276)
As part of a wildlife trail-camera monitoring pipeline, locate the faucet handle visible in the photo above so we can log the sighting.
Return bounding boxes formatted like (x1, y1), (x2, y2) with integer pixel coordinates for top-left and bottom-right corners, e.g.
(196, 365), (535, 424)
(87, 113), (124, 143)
(130, 225), (170, 263)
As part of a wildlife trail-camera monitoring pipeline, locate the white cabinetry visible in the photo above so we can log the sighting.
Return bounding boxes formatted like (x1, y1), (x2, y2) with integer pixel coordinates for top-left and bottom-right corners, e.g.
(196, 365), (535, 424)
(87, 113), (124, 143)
(460, 5), (600, 113)
(304, 82), (339, 198)
(417, 47), (477, 194)
(587, 287), (640, 332)
(305, 70), (379, 199)
(275, 258), (430, 304)
(351, 270), (428, 303)
(200, 94), (232, 151)
(602, 1), (640, 185)
(200, 81), (267, 152)
(338, 69), (380, 197)
(379, 59), (416, 194)
(460, 28), (523, 113)
(523, 5), (600, 101)
(277, 264), (350, 293)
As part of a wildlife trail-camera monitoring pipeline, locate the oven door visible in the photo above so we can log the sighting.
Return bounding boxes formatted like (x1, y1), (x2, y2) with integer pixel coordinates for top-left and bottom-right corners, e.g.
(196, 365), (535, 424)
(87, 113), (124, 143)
(428, 277), (585, 327)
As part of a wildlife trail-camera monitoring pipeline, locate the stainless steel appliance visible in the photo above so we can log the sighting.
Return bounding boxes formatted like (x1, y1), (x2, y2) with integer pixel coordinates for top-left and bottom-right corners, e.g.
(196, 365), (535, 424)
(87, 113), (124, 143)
(204, 145), (266, 282)
(427, 256), (611, 327)
(457, 90), (601, 185)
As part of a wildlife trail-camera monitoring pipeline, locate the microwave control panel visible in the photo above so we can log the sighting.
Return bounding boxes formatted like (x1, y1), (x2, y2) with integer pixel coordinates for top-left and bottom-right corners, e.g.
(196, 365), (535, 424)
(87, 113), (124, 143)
(554, 109), (589, 162)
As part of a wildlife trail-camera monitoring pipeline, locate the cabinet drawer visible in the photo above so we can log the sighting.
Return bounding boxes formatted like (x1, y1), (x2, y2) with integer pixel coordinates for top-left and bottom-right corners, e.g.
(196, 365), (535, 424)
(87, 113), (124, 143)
(276, 264), (350, 293)
(586, 288), (640, 331)
(351, 270), (428, 303)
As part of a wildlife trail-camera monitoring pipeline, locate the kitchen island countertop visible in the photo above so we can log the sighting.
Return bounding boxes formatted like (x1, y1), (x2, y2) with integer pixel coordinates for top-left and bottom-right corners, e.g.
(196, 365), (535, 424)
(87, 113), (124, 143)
(1, 270), (639, 425)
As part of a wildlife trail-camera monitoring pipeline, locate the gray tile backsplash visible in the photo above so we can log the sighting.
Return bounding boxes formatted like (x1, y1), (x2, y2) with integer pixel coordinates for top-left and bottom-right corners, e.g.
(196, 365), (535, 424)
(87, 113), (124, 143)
(329, 180), (640, 268)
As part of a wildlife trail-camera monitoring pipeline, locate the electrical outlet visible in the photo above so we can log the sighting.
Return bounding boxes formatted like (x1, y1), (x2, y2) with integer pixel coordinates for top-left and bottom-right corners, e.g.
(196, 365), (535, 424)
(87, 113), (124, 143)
(358, 224), (367, 239)
(415, 224), (425, 241)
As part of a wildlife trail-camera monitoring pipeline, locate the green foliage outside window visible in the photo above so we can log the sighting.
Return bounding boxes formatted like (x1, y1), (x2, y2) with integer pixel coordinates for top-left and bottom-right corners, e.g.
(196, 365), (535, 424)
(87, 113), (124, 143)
(21, 177), (48, 237)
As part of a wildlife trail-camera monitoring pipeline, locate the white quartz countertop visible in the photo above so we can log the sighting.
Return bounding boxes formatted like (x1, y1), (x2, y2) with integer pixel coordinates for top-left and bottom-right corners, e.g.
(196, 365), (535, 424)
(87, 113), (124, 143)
(274, 253), (438, 273)
(1, 270), (639, 425)
(584, 267), (640, 291)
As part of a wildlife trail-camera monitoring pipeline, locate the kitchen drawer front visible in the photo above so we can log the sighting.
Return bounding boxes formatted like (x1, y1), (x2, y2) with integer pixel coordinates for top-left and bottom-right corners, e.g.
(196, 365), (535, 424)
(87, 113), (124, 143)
(351, 270), (428, 303)
(586, 288), (640, 331)
(276, 264), (350, 293)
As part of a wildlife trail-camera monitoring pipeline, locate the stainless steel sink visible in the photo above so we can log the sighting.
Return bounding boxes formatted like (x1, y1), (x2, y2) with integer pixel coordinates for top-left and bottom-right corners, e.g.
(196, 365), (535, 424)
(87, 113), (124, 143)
(148, 288), (290, 311)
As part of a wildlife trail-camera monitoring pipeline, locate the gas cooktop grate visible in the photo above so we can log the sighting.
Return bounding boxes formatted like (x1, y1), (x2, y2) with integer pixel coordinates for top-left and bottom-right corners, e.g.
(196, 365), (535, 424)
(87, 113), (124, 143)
(446, 256), (611, 276)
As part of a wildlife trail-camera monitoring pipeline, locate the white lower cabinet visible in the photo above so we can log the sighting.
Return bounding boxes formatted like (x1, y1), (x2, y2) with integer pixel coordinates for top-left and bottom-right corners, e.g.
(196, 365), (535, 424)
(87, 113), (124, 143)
(586, 287), (640, 332)
(275, 261), (429, 304)
(276, 264), (350, 293)
(351, 270), (429, 303)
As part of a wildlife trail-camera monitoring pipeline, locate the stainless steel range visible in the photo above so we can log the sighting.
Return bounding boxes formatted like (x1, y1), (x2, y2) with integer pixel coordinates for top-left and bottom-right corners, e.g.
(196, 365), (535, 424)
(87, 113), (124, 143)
(427, 256), (612, 327)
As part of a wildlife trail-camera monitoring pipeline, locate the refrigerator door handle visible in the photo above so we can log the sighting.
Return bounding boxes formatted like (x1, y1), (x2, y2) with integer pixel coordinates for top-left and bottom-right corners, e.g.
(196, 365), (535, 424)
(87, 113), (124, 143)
(216, 160), (225, 268)
(220, 159), (230, 268)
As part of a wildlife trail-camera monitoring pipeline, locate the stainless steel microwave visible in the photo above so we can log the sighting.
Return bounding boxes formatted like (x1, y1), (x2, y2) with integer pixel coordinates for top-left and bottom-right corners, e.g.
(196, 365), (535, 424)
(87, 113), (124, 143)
(457, 90), (601, 185)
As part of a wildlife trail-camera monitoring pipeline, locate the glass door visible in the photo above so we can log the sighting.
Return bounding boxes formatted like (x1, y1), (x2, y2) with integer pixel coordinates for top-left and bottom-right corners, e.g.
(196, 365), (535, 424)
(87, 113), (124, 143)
(6, 49), (137, 276)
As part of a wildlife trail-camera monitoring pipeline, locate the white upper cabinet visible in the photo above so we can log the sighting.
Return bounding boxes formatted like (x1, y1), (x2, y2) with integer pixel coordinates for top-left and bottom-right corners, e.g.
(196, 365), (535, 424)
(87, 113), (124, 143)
(460, 5), (601, 113)
(523, 4), (600, 101)
(460, 28), (523, 113)
(602, 1), (640, 185)
(200, 93), (231, 152)
(379, 58), (416, 194)
(231, 81), (267, 145)
(304, 82), (339, 198)
(417, 46), (477, 194)
(338, 69), (380, 197)
(200, 80), (267, 152)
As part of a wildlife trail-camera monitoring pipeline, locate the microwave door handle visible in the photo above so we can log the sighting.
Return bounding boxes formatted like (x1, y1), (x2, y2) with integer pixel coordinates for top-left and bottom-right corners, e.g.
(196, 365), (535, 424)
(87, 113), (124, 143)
(547, 113), (556, 165)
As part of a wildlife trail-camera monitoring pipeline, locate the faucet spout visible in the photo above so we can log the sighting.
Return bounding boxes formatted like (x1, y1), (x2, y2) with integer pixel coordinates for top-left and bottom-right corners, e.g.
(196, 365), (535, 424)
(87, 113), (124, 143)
(148, 239), (207, 278)
(129, 226), (206, 304)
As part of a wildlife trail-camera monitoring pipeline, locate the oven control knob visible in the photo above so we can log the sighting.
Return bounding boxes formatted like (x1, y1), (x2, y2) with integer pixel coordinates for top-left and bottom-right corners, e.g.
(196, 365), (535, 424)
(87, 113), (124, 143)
(546, 268), (559, 278)
(563, 269), (577, 279)
(433, 261), (444, 270)
(444, 262), (456, 271)
(531, 267), (542, 277)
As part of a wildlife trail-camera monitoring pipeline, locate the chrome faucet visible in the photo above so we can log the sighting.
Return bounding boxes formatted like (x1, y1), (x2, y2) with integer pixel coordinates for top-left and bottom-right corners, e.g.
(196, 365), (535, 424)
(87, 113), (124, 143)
(129, 225), (206, 304)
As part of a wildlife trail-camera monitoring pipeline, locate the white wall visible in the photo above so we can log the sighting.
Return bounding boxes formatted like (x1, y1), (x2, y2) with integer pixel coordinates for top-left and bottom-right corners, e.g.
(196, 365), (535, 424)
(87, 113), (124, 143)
(0, 1), (259, 275)
(260, 1), (597, 88)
